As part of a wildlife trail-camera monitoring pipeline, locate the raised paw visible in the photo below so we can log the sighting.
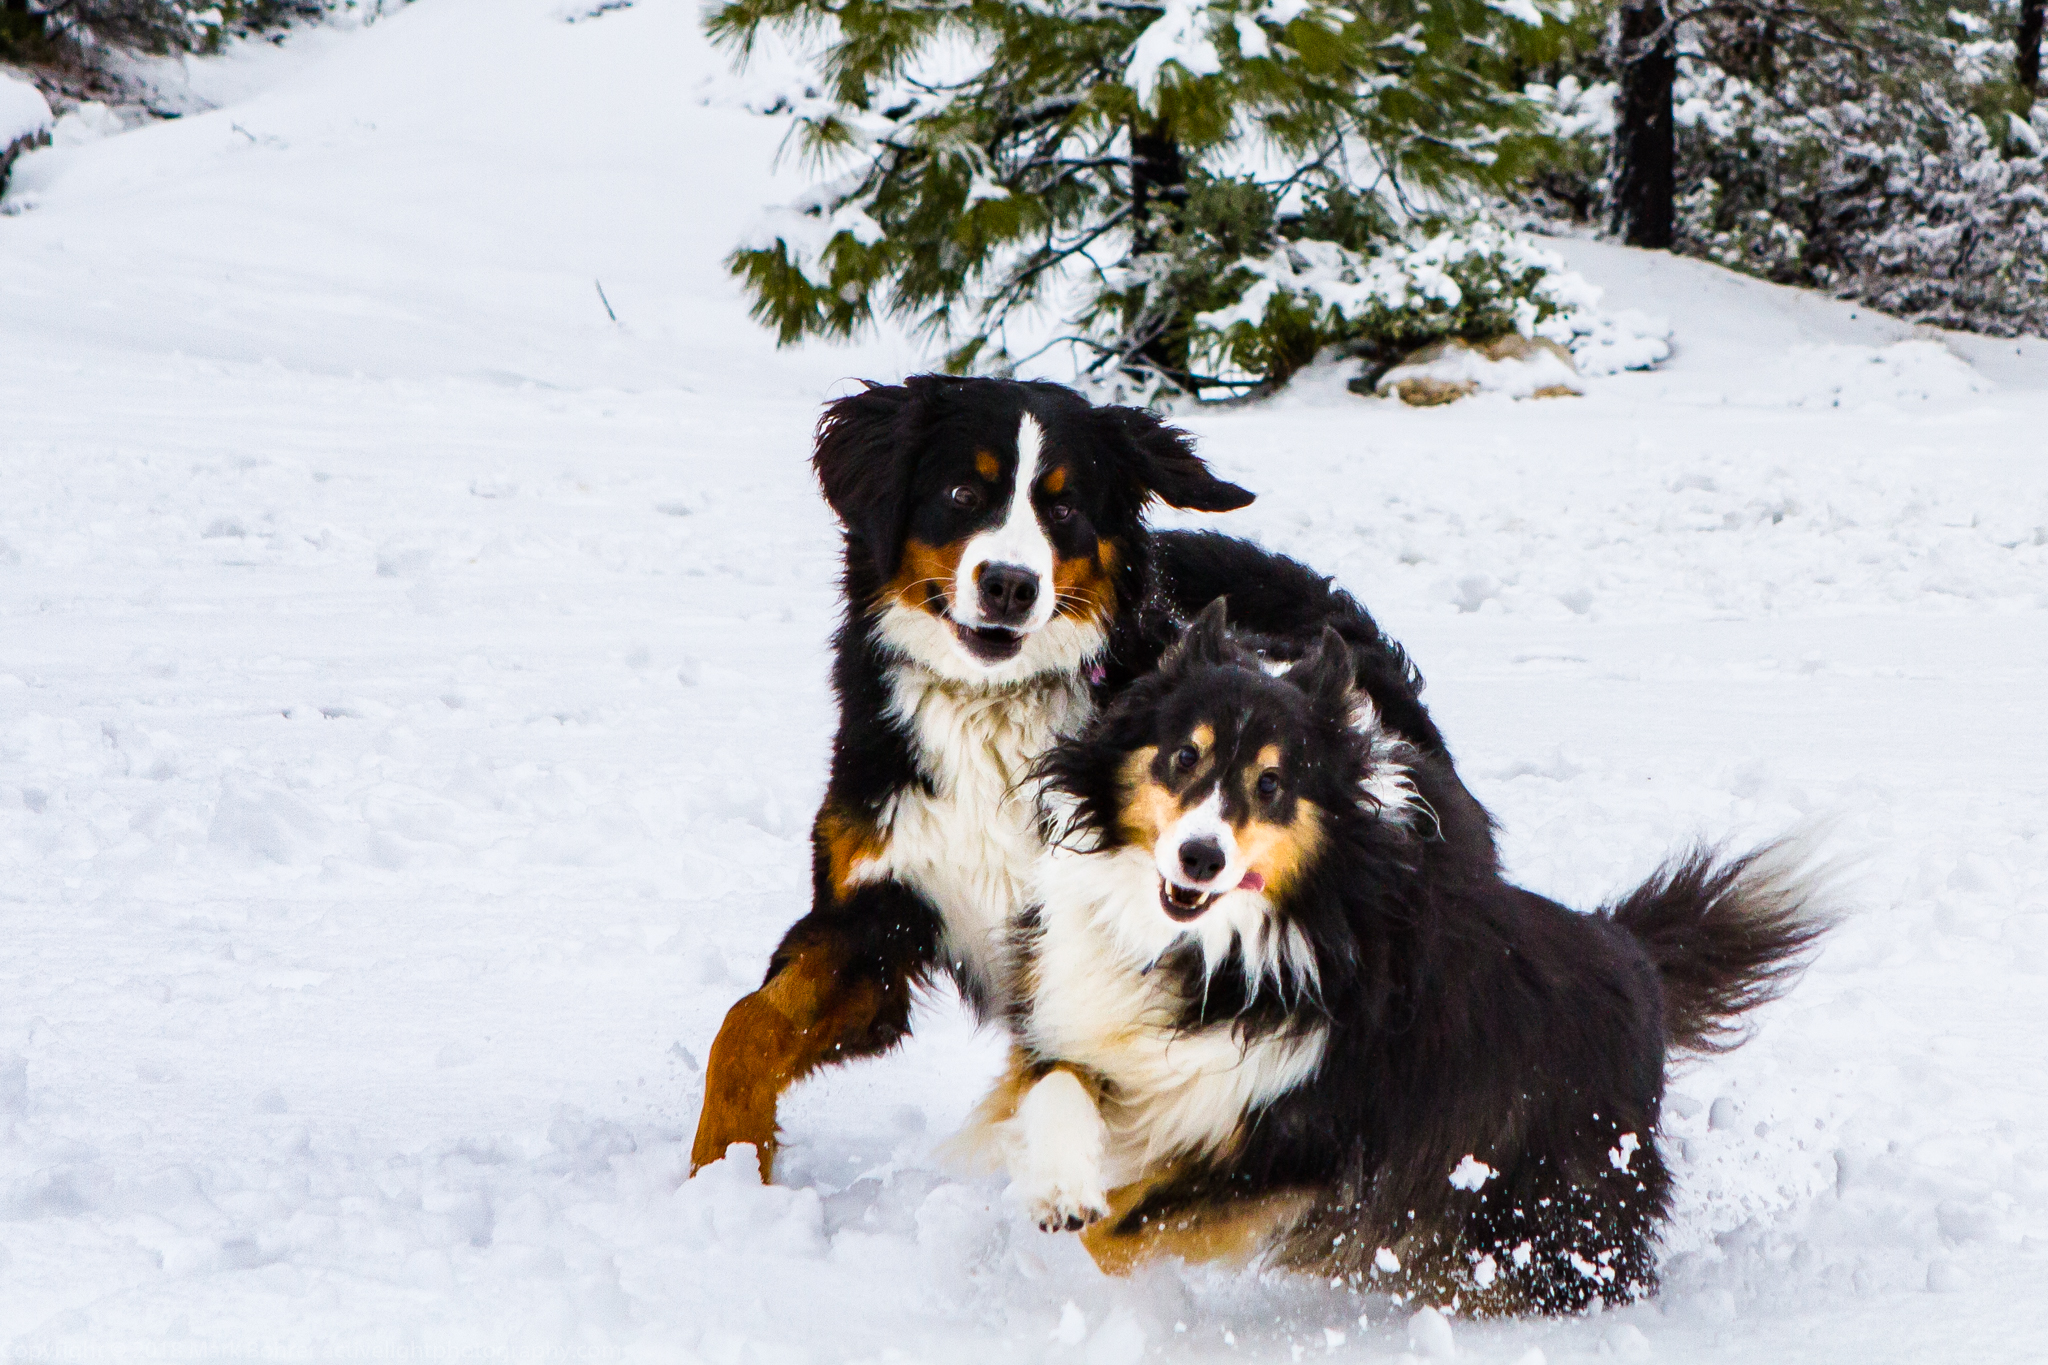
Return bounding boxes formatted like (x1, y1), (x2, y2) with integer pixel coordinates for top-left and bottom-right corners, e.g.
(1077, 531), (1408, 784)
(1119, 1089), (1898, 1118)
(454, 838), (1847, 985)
(1026, 1182), (1109, 1233)
(1005, 1067), (1111, 1236)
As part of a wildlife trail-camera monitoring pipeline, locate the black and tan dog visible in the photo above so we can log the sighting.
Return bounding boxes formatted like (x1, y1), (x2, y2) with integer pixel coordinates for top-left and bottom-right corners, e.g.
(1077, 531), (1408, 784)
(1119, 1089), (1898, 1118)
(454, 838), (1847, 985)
(962, 603), (1830, 1315)
(689, 375), (1492, 1177)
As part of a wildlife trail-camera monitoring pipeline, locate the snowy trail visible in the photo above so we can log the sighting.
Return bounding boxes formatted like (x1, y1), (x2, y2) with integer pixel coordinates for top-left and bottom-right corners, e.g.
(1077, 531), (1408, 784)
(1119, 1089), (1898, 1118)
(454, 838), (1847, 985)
(5, 1), (2048, 1360)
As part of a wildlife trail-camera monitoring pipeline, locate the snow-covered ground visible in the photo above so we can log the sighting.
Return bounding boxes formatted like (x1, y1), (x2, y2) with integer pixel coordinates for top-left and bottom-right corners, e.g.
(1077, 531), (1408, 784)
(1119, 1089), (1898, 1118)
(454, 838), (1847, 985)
(4, 2), (2046, 1360)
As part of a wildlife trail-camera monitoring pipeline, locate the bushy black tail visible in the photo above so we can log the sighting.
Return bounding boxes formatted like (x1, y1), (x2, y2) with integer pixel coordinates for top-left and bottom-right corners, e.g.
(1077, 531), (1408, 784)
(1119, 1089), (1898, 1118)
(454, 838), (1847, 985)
(1605, 839), (1835, 1054)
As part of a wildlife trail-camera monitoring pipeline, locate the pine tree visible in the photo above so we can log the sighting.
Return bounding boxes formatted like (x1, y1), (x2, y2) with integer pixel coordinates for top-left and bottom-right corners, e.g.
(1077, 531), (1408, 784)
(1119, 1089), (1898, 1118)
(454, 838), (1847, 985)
(0, 0), (320, 59)
(710, 0), (1566, 393)
(2021, 0), (2043, 98)
(1607, 0), (1675, 247)
(1520, 0), (2048, 337)
(2, 0), (51, 56)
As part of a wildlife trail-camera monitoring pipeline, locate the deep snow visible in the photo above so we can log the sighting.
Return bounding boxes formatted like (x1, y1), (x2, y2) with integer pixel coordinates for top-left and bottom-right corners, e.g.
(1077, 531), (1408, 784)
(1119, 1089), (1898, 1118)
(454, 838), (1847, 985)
(3, 2), (2047, 1361)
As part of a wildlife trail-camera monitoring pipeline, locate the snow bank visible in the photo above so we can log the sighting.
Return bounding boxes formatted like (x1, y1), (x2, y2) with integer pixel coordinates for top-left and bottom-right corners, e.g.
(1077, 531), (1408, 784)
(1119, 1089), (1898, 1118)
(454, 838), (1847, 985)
(1758, 340), (1991, 407)
(1547, 235), (2037, 402)
(49, 100), (126, 149)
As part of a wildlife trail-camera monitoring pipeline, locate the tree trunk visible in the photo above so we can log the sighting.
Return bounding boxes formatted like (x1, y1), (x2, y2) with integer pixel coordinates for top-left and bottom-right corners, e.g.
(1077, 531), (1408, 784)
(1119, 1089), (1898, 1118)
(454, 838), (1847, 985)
(1128, 119), (1190, 379)
(1608, 0), (1678, 249)
(1129, 119), (1186, 255)
(2020, 0), (2044, 97)
(1, 0), (42, 61)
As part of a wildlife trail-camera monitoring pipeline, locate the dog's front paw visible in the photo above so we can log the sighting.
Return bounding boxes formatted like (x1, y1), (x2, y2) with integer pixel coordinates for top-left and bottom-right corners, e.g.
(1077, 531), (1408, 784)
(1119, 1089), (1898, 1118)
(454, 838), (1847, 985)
(1022, 1178), (1110, 1233)
(1005, 1067), (1112, 1234)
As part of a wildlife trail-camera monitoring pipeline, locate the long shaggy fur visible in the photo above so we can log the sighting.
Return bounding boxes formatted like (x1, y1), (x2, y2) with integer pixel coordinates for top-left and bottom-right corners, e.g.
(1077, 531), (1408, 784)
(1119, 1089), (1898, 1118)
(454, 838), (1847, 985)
(690, 376), (1499, 1178)
(1606, 839), (1835, 1055)
(983, 606), (1835, 1315)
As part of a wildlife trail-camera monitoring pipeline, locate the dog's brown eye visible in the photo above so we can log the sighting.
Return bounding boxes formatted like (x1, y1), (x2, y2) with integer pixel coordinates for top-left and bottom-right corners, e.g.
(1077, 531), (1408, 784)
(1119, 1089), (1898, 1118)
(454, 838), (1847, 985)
(1047, 502), (1075, 524)
(1173, 745), (1200, 772)
(1257, 770), (1281, 798)
(948, 484), (981, 510)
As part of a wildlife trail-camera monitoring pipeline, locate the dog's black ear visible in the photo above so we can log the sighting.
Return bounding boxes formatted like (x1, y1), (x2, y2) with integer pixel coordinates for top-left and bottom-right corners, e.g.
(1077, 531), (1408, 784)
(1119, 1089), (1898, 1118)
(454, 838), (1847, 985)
(1099, 406), (1255, 512)
(1164, 597), (1232, 671)
(814, 381), (915, 580)
(1293, 625), (1355, 709)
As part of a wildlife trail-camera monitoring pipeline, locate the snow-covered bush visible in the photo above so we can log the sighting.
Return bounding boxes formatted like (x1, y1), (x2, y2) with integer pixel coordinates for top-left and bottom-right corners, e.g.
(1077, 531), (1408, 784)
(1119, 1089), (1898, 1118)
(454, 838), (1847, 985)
(1670, 67), (2048, 338)
(1513, 8), (2048, 339)
(1, 0), (331, 58)
(16, 0), (230, 54)
(1180, 204), (1666, 393)
(2, 69), (52, 147)
(712, 0), (1570, 398)
(1516, 73), (1615, 222)
(1, 69), (53, 197)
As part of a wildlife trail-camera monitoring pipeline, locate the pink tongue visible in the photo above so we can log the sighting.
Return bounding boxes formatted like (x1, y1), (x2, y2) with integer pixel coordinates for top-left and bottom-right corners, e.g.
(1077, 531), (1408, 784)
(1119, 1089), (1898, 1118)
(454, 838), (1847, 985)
(1237, 870), (1266, 892)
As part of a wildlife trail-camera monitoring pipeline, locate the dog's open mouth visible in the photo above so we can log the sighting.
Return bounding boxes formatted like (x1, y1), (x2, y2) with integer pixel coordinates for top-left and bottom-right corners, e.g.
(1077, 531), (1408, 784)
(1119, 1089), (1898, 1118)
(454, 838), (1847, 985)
(1159, 881), (1219, 922)
(953, 621), (1025, 663)
(1159, 869), (1267, 921)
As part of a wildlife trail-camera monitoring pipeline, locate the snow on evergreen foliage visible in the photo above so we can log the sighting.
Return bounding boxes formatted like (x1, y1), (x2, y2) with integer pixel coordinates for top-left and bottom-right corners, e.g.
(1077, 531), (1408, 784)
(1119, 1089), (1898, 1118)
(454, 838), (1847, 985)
(711, 0), (2040, 386)
(1189, 216), (1667, 392)
(1518, 8), (2048, 340)
(707, 0), (1571, 397)
(1, 0), (339, 56)
(17, 0), (234, 54)
(2, 70), (54, 149)
(1, 70), (53, 198)
(1671, 66), (2048, 338)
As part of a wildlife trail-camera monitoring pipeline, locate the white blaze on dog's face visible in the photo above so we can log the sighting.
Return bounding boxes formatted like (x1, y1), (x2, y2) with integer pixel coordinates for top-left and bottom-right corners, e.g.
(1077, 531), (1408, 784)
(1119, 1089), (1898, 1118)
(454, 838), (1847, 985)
(1072, 617), (1429, 996)
(813, 379), (1255, 689)
(953, 413), (1058, 640)
(1121, 718), (1325, 930)
(1067, 647), (1362, 998)
(1155, 784), (1239, 901)
(872, 407), (1125, 686)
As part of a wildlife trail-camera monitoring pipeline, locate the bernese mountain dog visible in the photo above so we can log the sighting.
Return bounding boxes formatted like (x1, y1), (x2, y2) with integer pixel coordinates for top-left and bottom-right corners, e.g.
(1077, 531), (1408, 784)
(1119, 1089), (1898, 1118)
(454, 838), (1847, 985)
(688, 375), (1493, 1178)
(962, 601), (1831, 1315)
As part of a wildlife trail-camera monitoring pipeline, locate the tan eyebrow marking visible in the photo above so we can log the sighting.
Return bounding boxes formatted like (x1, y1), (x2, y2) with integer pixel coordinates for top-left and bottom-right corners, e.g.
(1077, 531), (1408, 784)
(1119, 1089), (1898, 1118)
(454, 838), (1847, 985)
(1043, 466), (1067, 494)
(1118, 748), (1178, 849)
(976, 450), (1000, 480)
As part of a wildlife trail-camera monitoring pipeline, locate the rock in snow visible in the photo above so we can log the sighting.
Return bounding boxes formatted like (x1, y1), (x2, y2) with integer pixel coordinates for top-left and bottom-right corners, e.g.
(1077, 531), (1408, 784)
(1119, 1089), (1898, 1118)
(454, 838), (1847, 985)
(1377, 333), (1584, 404)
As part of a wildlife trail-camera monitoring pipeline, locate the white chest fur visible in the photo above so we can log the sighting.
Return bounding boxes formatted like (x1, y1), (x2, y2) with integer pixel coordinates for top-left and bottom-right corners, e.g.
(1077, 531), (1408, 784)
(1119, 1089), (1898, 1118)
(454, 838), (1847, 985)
(857, 662), (1095, 1004)
(1020, 845), (1329, 1184)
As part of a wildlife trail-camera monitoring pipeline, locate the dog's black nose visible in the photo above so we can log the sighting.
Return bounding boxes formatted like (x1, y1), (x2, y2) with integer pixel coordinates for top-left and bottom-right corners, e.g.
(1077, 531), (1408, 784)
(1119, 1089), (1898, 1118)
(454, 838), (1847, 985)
(1178, 837), (1227, 885)
(977, 563), (1040, 626)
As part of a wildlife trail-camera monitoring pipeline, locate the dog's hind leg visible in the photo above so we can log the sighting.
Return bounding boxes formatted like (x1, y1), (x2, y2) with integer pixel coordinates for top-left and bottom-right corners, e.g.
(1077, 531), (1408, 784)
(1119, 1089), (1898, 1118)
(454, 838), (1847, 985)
(689, 880), (942, 1180)
(1080, 1167), (1313, 1276)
